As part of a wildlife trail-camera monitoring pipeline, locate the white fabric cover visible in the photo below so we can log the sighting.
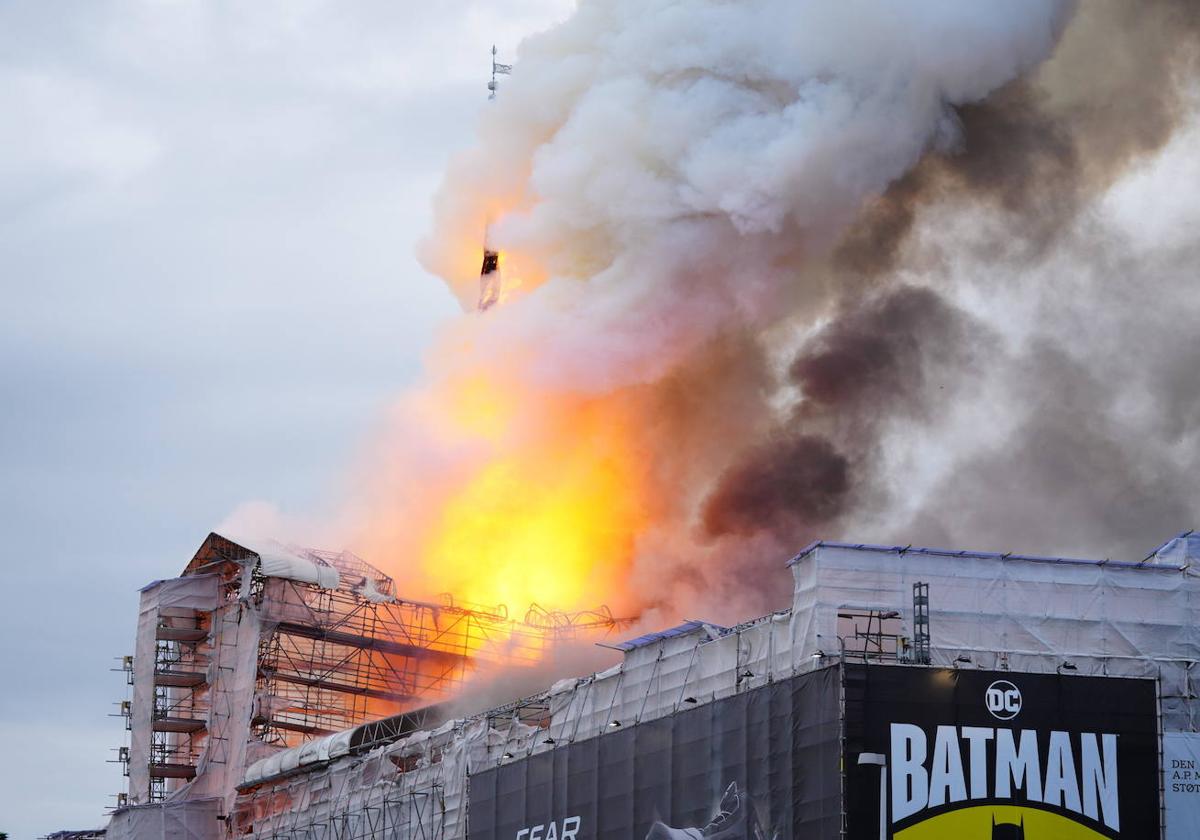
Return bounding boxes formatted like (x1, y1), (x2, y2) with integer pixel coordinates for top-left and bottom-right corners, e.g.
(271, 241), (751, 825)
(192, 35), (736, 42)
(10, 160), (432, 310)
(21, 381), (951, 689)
(128, 576), (220, 807)
(1154, 532), (1200, 567)
(250, 542), (340, 589)
(789, 543), (1200, 729)
(105, 798), (221, 840)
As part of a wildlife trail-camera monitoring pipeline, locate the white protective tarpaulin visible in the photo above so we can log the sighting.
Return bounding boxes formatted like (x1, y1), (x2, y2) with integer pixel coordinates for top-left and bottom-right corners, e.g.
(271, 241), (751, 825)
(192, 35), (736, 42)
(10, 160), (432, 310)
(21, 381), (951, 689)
(105, 798), (221, 840)
(233, 538), (340, 590)
(789, 542), (1200, 729)
(231, 535), (1200, 840)
(129, 576), (220, 806)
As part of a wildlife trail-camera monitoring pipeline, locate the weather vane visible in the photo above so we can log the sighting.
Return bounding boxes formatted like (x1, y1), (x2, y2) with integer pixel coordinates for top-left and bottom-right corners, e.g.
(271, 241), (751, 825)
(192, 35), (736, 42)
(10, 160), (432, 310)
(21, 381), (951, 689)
(488, 44), (512, 100)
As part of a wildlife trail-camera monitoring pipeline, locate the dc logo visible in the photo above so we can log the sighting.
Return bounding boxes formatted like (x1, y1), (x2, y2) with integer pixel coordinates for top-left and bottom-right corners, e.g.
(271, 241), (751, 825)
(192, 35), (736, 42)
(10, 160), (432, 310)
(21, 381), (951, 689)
(985, 680), (1022, 720)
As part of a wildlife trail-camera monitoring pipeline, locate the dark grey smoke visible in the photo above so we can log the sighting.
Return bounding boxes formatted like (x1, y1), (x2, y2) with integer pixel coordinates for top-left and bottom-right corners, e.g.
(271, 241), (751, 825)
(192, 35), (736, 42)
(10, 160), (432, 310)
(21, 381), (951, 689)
(702, 286), (981, 543)
(702, 435), (848, 539)
(788, 286), (971, 421)
(835, 80), (1079, 275)
(701, 0), (1200, 568)
(835, 0), (1200, 279)
(897, 216), (1200, 560)
(905, 341), (1199, 559)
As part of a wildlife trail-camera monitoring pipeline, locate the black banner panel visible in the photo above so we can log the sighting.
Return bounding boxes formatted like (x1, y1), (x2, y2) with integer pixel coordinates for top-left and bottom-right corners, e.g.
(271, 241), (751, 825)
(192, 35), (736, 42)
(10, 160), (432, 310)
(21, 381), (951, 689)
(844, 665), (1160, 840)
(468, 666), (841, 840)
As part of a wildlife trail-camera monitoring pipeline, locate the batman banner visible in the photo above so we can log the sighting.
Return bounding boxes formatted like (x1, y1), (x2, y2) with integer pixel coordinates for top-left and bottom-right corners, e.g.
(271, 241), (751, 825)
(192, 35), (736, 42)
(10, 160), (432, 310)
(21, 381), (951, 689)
(843, 665), (1160, 840)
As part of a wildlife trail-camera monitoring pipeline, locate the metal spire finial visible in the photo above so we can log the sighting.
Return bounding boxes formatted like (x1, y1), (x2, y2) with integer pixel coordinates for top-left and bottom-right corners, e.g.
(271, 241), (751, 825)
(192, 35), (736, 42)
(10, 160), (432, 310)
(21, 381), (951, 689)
(488, 44), (512, 101)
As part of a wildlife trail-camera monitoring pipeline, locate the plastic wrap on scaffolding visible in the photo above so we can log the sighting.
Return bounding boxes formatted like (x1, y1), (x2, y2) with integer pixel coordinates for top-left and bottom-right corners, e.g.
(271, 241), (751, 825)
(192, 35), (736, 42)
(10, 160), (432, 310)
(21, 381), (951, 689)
(233, 717), (492, 839)
(128, 575), (220, 806)
(789, 542), (1200, 729)
(106, 798), (221, 840)
(180, 598), (264, 812)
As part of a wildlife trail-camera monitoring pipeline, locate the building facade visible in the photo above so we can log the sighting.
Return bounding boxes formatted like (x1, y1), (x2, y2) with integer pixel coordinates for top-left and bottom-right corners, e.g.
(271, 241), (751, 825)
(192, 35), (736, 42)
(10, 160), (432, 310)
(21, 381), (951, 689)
(94, 531), (1200, 839)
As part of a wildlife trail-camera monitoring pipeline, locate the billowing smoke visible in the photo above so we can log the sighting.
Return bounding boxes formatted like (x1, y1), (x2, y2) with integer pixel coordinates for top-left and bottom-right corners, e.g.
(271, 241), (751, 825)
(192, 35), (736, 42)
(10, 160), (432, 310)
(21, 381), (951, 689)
(334, 0), (1200, 629)
(837, 0), (1200, 277)
(701, 285), (979, 544)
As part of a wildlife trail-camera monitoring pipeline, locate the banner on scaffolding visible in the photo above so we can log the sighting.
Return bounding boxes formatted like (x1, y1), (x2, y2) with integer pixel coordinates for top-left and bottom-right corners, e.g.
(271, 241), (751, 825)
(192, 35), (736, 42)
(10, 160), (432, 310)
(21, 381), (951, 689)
(843, 665), (1160, 840)
(1163, 731), (1200, 840)
(466, 666), (842, 840)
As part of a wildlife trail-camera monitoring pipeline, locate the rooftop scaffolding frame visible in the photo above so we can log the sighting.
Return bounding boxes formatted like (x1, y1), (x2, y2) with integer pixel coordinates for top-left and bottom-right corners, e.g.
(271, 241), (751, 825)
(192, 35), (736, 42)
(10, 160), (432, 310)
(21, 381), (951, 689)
(251, 575), (556, 748)
(119, 532), (631, 813)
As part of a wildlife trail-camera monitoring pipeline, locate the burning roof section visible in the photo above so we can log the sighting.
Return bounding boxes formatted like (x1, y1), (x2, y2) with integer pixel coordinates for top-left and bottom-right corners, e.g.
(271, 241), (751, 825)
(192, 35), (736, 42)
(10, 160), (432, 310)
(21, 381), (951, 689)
(118, 532), (629, 816)
(225, 530), (1200, 838)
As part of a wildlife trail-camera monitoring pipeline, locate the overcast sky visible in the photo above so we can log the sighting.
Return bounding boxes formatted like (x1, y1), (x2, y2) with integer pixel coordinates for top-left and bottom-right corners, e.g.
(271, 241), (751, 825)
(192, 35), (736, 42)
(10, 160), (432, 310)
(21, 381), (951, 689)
(0, 2), (573, 836)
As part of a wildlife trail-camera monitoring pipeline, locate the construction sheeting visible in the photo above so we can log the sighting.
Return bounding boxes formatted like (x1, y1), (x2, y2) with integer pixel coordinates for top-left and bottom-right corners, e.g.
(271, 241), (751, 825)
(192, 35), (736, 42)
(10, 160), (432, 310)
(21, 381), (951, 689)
(178, 597), (264, 812)
(232, 608), (814, 839)
(128, 575), (220, 807)
(1153, 530), (1200, 565)
(170, 537), (1200, 839)
(789, 542), (1200, 730)
(137, 575), (221, 606)
(130, 571), (269, 817)
(105, 798), (221, 840)
(607, 619), (724, 652)
(235, 538), (341, 590)
(233, 717), (489, 839)
(243, 729), (354, 786)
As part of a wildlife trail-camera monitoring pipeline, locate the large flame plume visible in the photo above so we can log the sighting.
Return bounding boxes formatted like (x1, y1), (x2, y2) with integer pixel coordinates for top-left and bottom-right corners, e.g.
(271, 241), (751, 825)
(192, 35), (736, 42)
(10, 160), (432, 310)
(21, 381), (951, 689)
(422, 379), (648, 611)
(335, 0), (1200, 633)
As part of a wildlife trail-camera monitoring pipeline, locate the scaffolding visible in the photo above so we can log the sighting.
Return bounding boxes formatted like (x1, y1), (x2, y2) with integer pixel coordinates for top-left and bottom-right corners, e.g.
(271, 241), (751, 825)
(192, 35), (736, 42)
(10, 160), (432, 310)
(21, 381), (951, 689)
(835, 608), (904, 663)
(251, 576), (553, 746)
(148, 607), (212, 800)
(229, 610), (798, 840)
(911, 580), (931, 665)
(118, 532), (630, 814)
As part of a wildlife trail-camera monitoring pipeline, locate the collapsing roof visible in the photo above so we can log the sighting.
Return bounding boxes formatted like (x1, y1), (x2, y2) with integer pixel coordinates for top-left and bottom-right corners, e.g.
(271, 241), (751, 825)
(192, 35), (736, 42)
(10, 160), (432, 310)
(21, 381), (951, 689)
(180, 531), (399, 597)
(112, 529), (632, 831)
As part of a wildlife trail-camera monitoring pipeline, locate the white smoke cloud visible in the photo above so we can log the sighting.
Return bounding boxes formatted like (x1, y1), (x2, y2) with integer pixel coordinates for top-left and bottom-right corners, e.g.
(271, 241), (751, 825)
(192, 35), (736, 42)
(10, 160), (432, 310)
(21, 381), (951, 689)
(420, 0), (1074, 392)
(343, 0), (1109, 622)
(343, 0), (1200, 631)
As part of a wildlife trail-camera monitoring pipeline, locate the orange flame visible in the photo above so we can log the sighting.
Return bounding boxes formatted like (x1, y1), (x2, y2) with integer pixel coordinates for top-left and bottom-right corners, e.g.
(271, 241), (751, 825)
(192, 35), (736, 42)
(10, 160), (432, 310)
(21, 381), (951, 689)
(420, 386), (646, 614)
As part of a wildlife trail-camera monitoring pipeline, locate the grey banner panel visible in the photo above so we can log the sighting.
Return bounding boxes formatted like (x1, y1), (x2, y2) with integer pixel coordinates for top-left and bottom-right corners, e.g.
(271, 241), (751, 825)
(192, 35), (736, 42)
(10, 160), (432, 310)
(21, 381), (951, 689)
(468, 666), (841, 840)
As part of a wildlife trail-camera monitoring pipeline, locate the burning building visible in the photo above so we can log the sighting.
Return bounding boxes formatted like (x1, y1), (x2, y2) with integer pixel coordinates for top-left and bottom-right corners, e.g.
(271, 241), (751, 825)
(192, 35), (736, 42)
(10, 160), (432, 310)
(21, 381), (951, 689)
(53, 2), (1200, 838)
(99, 533), (626, 838)
(83, 529), (1200, 839)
